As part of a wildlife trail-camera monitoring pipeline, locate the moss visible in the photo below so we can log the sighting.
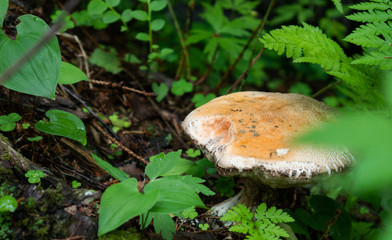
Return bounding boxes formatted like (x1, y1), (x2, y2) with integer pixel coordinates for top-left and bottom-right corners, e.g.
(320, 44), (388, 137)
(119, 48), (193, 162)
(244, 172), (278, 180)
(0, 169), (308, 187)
(99, 227), (142, 240)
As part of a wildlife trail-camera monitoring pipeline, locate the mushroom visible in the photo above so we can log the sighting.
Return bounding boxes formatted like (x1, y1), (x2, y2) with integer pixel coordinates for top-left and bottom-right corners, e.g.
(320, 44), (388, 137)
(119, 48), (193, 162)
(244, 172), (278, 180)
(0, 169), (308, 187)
(182, 91), (353, 216)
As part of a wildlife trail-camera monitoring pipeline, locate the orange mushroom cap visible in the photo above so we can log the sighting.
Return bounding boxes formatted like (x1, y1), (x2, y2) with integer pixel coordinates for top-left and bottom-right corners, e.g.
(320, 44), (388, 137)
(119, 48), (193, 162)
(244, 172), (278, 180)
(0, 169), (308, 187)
(182, 92), (353, 187)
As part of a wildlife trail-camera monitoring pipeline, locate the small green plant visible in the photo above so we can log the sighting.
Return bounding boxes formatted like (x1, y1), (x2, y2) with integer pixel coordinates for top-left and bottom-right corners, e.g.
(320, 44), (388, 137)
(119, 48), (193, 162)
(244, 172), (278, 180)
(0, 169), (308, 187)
(221, 203), (295, 240)
(22, 123), (30, 129)
(181, 207), (198, 220)
(185, 148), (201, 158)
(0, 195), (17, 213)
(25, 170), (45, 184)
(0, 113), (21, 132)
(199, 223), (210, 231)
(71, 181), (81, 189)
(95, 150), (215, 239)
(108, 113), (131, 133)
(191, 93), (216, 108)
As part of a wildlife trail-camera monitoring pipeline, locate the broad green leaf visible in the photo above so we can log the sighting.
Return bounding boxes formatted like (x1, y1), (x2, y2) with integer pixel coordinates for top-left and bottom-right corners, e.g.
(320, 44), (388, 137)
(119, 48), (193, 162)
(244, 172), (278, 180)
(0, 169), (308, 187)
(171, 78), (193, 96)
(146, 150), (182, 180)
(144, 177), (206, 213)
(89, 48), (121, 74)
(0, 0), (8, 27)
(0, 113), (21, 132)
(0, 15), (61, 98)
(91, 154), (129, 181)
(150, 0), (167, 11)
(105, 0), (120, 7)
(123, 53), (141, 64)
(0, 195), (17, 212)
(121, 9), (133, 22)
(58, 61), (89, 84)
(35, 109), (87, 145)
(98, 178), (159, 236)
(153, 213), (176, 240)
(102, 9), (121, 24)
(131, 10), (148, 21)
(162, 159), (194, 177)
(136, 32), (150, 41)
(87, 0), (108, 15)
(151, 19), (165, 31)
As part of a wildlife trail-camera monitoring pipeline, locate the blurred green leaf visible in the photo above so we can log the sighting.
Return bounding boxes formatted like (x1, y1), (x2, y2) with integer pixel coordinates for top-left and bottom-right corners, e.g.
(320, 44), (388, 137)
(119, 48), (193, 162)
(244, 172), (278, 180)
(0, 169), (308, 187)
(0, 113), (21, 132)
(89, 47), (122, 74)
(131, 10), (148, 21)
(152, 82), (169, 102)
(105, 0), (120, 7)
(87, 0), (108, 15)
(171, 79), (193, 96)
(136, 32), (150, 42)
(151, 19), (165, 31)
(102, 9), (121, 23)
(0, 195), (17, 212)
(150, 0), (167, 11)
(0, 0), (8, 27)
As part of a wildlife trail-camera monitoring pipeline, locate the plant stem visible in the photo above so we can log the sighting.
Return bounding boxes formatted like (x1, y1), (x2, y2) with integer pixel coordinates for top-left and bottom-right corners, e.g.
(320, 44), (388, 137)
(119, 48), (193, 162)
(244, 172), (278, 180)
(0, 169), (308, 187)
(167, 0), (191, 80)
(148, 0), (153, 53)
(312, 80), (343, 98)
(320, 196), (348, 239)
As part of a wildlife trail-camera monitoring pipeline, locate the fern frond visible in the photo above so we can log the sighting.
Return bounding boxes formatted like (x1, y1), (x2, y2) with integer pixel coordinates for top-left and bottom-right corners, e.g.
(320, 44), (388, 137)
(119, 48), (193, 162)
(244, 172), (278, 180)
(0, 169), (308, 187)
(346, 9), (392, 22)
(344, 22), (392, 49)
(255, 204), (294, 224)
(349, 1), (392, 11)
(331, 0), (343, 13)
(351, 51), (392, 70)
(260, 23), (349, 72)
(262, 224), (290, 238)
(220, 203), (253, 223)
(229, 222), (254, 234)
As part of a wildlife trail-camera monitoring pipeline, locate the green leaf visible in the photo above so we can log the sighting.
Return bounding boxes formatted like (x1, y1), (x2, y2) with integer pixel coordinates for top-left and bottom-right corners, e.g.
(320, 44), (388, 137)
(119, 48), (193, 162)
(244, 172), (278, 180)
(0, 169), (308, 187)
(144, 177), (206, 213)
(136, 32), (150, 41)
(0, 195), (17, 212)
(91, 154), (129, 181)
(89, 47), (122, 74)
(25, 170), (45, 183)
(0, 15), (61, 98)
(171, 78), (193, 96)
(131, 10), (148, 21)
(0, 0), (8, 27)
(105, 0), (120, 7)
(153, 213), (176, 240)
(58, 61), (89, 84)
(152, 82), (169, 102)
(0, 113), (21, 132)
(181, 207), (198, 219)
(146, 150), (183, 180)
(151, 19), (165, 31)
(87, 0), (108, 15)
(27, 136), (43, 142)
(121, 9), (133, 22)
(123, 53), (141, 64)
(185, 148), (201, 158)
(98, 178), (159, 236)
(166, 175), (215, 196)
(191, 93), (216, 107)
(150, 0), (167, 11)
(35, 109), (87, 145)
(102, 9), (121, 24)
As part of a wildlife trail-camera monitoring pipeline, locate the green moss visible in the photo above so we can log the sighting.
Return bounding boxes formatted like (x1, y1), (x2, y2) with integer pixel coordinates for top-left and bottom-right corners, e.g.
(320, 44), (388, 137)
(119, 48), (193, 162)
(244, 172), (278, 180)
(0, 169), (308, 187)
(99, 227), (141, 240)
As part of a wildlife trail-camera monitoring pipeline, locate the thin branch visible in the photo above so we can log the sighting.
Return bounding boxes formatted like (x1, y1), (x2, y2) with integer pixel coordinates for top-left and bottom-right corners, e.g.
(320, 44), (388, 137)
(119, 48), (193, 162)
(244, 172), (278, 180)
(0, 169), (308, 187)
(0, 0), (81, 85)
(90, 79), (156, 97)
(226, 48), (265, 94)
(92, 121), (148, 165)
(321, 196), (348, 239)
(217, 0), (277, 91)
(312, 80), (343, 98)
(194, 46), (219, 86)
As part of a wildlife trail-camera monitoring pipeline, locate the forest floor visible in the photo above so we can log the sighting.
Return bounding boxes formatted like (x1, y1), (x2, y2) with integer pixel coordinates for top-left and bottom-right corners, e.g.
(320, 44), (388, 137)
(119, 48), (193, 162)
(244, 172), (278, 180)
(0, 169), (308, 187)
(0, 1), (309, 239)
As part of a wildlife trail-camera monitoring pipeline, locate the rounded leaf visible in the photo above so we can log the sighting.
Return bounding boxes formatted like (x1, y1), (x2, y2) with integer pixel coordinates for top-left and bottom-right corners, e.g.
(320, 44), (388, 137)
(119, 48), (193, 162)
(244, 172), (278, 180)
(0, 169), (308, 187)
(131, 10), (148, 21)
(87, 0), (108, 15)
(0, 195), (17, 212)
(102, 10), (121, 24)
(121, 9), (133, 22)
(150, 0), (167, 11)
(136, 32), (150, 42)
(35, 109), (87, 145)
(0, 15), (61, 98)
(151, 19), (165, 31)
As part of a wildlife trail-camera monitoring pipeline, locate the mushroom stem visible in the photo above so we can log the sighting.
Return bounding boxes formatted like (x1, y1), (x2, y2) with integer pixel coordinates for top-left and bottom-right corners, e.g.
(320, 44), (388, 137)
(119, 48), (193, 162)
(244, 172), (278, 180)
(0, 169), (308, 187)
(210, 179), (290, 217)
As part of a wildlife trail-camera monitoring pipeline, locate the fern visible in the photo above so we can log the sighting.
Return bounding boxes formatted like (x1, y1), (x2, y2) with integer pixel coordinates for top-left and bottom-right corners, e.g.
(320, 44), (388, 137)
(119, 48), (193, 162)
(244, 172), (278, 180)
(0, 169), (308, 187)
(221, 203), (294, 240)
(344, 0), (392, 70)
(331, 0), (343, 13)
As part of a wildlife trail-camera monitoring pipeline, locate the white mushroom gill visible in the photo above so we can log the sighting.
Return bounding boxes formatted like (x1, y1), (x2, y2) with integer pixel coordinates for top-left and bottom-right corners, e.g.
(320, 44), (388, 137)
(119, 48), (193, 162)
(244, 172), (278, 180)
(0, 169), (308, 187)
(277, 148), (290, 157)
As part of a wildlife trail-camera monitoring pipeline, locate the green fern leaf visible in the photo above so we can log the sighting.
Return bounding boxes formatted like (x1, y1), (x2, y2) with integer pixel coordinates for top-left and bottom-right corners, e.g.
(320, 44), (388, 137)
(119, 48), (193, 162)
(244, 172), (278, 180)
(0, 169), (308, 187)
(262, 224), (290, 238)
(331, 0), (343, 13)
(351, 51), (392, 70)
(221, 203), (253, 223)
(349, 1), (392, 11)
(260, 23), (349, 72)
(346, 9), (392, 22)
(344, 22), (392, 49)
(229, 222), (254, 234)
(255, 204), (294, 224)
